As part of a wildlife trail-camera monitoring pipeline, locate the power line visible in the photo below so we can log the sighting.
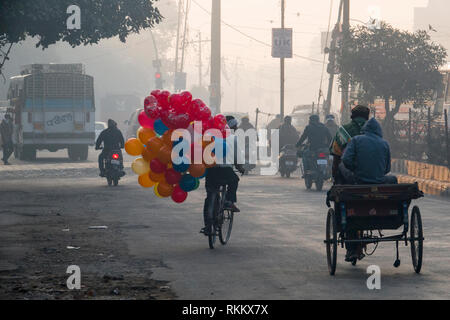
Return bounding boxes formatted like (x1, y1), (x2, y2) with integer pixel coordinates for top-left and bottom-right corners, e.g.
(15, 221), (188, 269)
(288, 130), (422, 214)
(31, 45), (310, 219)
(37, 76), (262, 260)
(190, 0), (323, 64)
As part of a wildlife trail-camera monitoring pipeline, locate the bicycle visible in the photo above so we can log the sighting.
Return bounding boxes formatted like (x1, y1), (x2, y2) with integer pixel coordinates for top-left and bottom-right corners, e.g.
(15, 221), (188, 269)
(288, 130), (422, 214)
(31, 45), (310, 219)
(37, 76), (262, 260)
(203, 168), (243, 249)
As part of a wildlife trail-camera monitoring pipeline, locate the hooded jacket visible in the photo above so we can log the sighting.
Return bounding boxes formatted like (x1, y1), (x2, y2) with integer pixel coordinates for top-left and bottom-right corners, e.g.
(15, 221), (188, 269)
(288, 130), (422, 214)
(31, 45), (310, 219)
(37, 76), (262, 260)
(342, 118), (391, 184)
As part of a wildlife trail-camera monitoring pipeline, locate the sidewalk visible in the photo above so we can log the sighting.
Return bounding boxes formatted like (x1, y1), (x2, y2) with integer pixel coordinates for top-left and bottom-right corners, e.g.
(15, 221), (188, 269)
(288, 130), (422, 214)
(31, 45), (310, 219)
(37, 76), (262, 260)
(392, 159), (450, 197)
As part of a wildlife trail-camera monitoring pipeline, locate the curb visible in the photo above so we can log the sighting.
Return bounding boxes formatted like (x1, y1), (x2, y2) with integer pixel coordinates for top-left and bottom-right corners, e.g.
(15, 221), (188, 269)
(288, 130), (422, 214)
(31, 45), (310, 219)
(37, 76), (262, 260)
(392, 159), (449, 182)
(397, 174), (450, 197)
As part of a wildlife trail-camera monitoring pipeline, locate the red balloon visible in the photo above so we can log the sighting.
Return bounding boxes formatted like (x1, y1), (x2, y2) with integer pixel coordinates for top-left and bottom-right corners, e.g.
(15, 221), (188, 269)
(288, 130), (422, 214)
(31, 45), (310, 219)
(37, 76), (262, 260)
(150, 158), (166, 174)
(172, 185), (188, 203)
(173, 113), (191, 129)
(180, 91), (193, 105)
(144, 95), (158, 108)
(145, 105), (161, 119)
(165, 168), (182, 185)
(188, 98), (210, 120)
(151, 90), (161, 98)
(138, 111), (155, 129)
(157, 91), (171, 109)
(214, 114), (227, 130)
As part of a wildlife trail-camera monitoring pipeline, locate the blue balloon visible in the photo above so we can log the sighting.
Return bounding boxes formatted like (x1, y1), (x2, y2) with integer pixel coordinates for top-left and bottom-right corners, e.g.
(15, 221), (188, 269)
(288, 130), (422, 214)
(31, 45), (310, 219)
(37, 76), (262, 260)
(180, 174), (197, 192)
(172, 156), (190, 173)
(154, 118), (169, 135)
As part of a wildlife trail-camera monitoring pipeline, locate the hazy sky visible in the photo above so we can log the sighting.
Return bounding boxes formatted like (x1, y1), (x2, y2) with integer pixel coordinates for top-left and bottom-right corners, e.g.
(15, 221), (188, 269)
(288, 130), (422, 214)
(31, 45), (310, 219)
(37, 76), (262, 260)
(2, 0), (439, 123)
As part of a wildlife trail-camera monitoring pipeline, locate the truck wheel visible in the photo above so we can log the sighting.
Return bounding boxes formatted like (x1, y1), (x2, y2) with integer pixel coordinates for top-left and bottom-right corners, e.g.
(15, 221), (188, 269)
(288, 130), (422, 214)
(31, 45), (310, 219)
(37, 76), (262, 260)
(68, 146), (78, 161)
(22, 146), (36, 161)
(79, 145), (88, 161)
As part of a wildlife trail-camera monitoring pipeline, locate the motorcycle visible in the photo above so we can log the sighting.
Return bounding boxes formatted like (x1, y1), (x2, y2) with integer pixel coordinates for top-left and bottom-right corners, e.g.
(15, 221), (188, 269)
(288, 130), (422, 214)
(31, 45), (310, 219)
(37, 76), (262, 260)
(299, 146), (331, 191)
(99, 147), (125, 186)
(278, 144), (298, 178)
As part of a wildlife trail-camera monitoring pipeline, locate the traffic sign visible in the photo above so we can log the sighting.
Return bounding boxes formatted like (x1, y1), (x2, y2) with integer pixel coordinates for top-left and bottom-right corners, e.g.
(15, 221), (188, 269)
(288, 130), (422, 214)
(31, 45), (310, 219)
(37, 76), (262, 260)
(272, 28), (293, 58)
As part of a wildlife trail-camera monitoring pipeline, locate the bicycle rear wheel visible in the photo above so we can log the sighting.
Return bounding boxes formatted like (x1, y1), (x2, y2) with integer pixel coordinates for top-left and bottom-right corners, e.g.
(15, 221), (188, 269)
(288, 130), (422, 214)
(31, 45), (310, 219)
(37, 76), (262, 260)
(219, 209), (234, 245)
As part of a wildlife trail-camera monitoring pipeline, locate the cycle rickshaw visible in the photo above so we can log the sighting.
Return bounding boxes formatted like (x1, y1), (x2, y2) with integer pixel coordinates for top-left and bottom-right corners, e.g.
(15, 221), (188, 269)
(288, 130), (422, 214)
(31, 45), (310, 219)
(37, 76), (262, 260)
(325, 183), (424, 275)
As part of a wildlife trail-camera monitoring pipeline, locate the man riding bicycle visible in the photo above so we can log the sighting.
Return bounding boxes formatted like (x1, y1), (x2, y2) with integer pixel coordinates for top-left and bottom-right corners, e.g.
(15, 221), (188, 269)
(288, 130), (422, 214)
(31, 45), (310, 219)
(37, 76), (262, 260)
(201, 116), (245, 236)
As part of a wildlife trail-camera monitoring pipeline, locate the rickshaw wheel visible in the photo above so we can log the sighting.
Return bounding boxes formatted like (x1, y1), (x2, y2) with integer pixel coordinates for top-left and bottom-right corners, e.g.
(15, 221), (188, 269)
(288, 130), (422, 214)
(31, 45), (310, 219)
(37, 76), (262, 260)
(326, 208), (338, 275)
(410, 206), (423, 274)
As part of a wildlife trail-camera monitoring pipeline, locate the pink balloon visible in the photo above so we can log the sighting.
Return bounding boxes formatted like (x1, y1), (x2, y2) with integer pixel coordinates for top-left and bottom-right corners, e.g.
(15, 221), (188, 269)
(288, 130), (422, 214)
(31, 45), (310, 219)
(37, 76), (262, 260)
(138, 111), (155, 129)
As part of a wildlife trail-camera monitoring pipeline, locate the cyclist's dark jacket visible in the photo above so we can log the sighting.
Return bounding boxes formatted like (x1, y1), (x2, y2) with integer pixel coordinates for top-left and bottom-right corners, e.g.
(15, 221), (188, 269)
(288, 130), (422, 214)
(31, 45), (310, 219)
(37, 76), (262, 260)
(95, 127), (125, 151)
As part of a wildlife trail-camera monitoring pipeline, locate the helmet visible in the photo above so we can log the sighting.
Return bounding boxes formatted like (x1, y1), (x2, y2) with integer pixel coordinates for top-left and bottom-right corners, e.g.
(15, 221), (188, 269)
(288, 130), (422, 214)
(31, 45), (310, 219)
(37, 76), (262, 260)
(309, 114), (319, 123)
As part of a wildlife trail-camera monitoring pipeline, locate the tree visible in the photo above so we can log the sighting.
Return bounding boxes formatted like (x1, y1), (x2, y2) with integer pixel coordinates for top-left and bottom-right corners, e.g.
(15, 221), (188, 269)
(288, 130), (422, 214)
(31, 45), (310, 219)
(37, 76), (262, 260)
(0, 0), (163, 74)
(337, 22), (447, 138)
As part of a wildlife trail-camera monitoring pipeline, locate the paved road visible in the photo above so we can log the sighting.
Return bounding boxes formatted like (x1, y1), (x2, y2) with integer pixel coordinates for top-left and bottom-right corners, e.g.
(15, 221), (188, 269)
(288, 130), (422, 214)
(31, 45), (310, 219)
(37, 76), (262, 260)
(0, 161), (449, 299)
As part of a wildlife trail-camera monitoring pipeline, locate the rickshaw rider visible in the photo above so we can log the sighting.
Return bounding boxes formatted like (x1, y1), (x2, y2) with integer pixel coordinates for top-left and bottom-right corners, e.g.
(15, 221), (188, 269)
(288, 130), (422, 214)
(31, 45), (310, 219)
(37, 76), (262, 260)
(341, 118), (398, 185)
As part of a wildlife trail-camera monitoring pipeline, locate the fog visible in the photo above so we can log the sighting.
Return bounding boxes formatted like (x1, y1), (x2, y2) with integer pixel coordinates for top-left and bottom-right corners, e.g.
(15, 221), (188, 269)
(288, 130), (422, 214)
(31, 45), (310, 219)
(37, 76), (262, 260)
(1, 0), (440, 124)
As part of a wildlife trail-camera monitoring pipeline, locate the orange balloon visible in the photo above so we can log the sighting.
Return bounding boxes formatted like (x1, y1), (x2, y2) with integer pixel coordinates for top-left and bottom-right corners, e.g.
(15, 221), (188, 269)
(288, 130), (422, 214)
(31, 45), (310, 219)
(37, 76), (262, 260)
(138, 127), (156, 145)
(125, 138), (144, 156)
(162, 129), (174, 146)
(157, 145), (173, 164)
(157, 181), (174, 197)
(149, 170), (165, 183)
(147, 137), (164, 154)
(142, 148), (157, 162)
(138, 173), (156, 188)
(189, 163), (206, 178)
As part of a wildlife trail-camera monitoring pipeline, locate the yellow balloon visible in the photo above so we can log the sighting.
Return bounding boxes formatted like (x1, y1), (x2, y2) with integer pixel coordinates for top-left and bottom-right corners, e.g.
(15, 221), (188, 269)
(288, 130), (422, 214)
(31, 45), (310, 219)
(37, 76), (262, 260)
(154, 183), (163, 198)
(125, 138), (144, 156)
(131, 158), (150, 175)
(138, 173), (156, 188)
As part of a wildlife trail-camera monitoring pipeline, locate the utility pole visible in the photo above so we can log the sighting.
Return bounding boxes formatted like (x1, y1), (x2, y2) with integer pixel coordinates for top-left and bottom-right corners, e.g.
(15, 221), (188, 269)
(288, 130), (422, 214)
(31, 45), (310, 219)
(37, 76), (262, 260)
(280, 0), (286, 119)
(210, 0), (221, 115)
(174, 0), (183, 88)
(323, 0), (343, 118)
(341, 0), (351, 122)
(198, 32), (202, 87)
(180, 0), (190, 73)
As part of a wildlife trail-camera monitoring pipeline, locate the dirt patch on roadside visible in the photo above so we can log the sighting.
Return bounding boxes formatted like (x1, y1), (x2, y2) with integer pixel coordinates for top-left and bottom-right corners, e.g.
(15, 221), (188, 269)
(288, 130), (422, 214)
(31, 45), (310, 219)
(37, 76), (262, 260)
(0, 180), (176, 300)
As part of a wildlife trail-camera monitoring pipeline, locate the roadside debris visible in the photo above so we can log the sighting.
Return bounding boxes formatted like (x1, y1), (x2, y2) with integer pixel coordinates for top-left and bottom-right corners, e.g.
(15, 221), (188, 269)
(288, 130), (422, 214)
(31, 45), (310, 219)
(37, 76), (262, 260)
(89, 226), (108, 229)
(66, 246), (80, 250)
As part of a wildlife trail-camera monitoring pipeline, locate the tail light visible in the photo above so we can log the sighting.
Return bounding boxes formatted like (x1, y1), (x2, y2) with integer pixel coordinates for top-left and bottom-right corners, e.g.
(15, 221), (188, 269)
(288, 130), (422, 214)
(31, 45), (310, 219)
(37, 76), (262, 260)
(318, 152), (326, 158)
(112, 153), (119, 160)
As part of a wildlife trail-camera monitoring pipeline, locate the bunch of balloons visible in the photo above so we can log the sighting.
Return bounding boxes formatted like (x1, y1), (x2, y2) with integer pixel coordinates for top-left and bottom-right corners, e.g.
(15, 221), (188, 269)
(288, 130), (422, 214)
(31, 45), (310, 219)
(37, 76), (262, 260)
(125, 90), (229, 204)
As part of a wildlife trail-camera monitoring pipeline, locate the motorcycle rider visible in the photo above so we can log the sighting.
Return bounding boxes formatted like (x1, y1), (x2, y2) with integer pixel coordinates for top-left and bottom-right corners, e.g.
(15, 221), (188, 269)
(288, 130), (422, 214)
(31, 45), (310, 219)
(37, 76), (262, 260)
(238, 115), (256, 172)
(325, 114), (338, 138)
(201, 116), (245, 235)
(295, 114), (332, 174)
(95, 119), (125, 177)
(279, 116), (299, 150)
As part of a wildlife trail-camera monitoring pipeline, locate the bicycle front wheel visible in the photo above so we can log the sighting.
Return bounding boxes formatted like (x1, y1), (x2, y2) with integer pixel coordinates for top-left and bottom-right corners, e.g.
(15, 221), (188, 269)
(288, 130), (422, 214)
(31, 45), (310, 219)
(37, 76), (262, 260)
(219, 209), (234, 245)
(206, 194), (218, 249)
